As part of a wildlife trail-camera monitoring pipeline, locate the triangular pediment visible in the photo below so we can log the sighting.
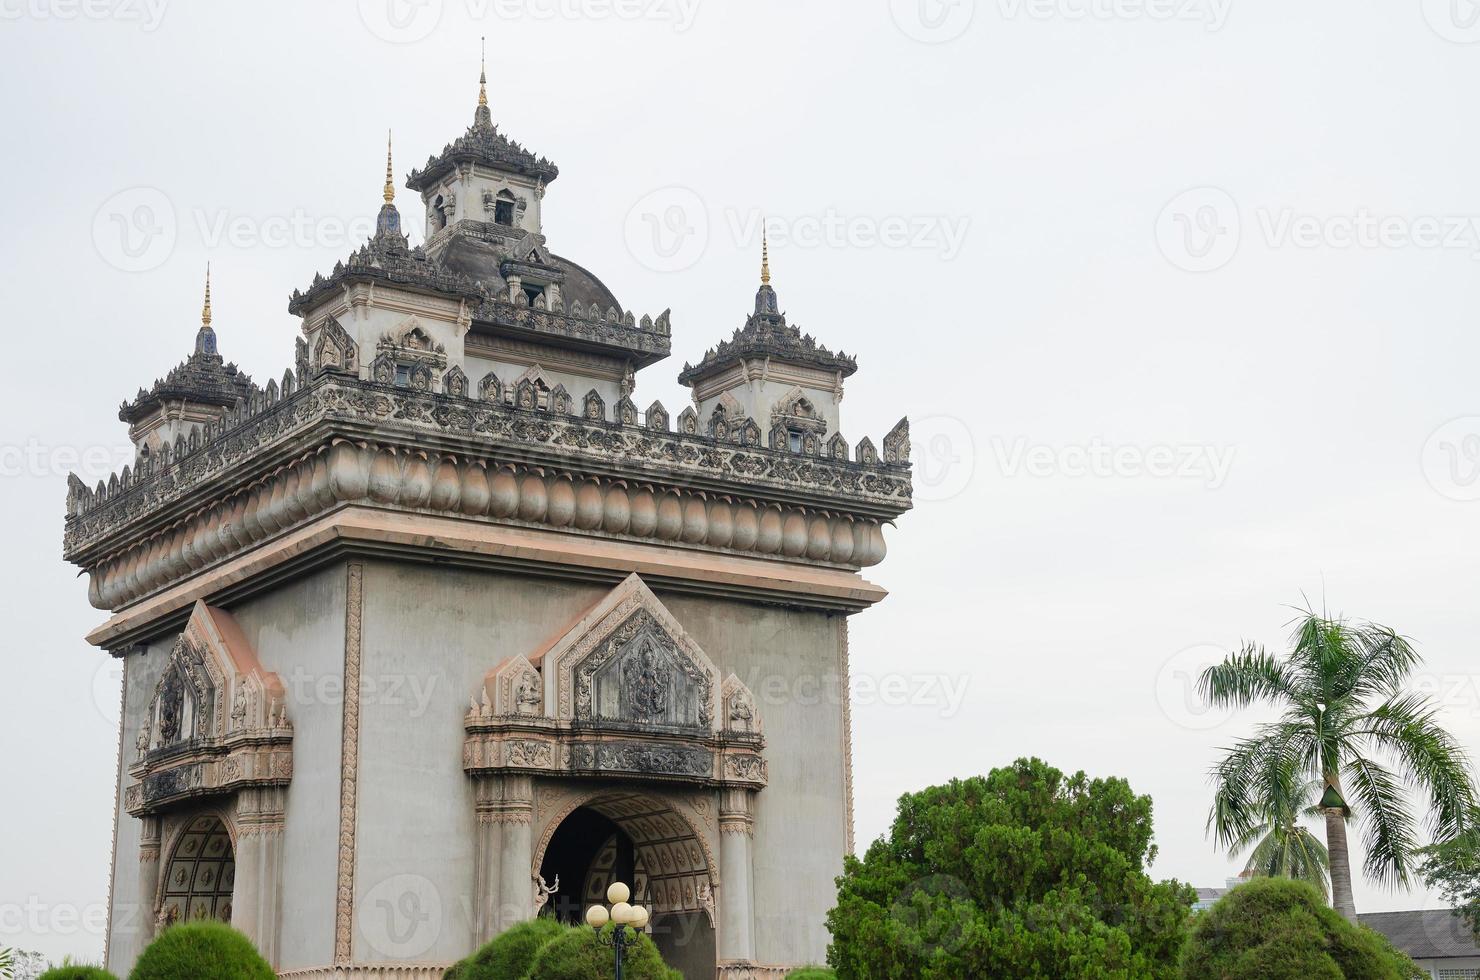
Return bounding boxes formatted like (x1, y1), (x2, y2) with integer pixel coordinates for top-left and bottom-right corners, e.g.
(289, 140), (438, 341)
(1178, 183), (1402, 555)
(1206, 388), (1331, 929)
(139, 601), (288, 756)
(536, 574), (720, 731)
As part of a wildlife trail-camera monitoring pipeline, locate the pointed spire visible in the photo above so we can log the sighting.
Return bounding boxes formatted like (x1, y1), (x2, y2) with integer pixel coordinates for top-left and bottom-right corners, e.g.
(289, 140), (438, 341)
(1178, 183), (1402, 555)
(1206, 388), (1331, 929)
(201, 262), (212, 327)
(479, 36), (488, 107)
(195, 263), (218, 355)
(474, 37), (493, 129)
(383, 130), (395, 204)
(753, 220), (780, 318)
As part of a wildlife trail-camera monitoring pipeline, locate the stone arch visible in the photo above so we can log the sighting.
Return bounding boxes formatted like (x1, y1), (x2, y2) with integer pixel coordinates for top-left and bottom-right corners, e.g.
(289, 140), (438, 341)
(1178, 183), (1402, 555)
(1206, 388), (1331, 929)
(155, 811), (237, 928)
(533, 788), (718, 922)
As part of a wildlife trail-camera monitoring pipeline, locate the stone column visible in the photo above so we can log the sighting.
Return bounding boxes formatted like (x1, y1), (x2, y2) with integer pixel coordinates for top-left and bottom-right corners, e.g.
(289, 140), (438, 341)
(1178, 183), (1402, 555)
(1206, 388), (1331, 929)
(497, 776), (534, 933)
(137, 816), (162, 947)
(718, 788), (756, 963)
(232, 787), (287, 966)
(473, 779), (505, 943)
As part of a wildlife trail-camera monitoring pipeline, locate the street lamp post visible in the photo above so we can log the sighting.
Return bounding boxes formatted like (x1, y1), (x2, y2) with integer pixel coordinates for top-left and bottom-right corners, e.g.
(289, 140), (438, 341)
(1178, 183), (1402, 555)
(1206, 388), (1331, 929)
(586, 881), (650, 979)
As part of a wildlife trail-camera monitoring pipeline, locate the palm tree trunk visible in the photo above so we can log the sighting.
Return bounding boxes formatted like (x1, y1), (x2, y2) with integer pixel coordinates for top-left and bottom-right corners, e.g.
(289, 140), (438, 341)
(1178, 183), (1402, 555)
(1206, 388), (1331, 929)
(1324, 805), (1358, 922)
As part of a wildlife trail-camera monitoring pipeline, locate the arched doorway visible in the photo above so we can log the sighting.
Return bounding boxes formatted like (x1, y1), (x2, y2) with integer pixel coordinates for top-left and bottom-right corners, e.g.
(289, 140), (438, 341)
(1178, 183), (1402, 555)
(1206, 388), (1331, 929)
(157, 815), (235, 927)
(536, 793), (716, 980)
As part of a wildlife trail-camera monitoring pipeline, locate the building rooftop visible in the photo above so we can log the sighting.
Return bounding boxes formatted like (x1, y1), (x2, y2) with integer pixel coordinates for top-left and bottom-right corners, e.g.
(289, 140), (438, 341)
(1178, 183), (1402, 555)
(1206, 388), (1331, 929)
(1359, 909), (1480, 961)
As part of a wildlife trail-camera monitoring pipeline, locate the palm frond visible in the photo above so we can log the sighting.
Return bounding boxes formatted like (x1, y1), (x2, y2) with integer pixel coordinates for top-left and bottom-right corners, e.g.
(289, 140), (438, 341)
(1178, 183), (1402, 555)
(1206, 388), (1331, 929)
(1352, 693), (1477, 842)
(1198, 645), (1301, 710)
(1345, 755), (1420, 887)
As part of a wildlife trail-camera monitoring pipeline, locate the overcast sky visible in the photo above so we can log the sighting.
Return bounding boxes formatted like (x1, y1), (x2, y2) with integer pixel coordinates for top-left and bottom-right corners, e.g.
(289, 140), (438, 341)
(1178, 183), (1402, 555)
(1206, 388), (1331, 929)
(5, 0), (1480, 964)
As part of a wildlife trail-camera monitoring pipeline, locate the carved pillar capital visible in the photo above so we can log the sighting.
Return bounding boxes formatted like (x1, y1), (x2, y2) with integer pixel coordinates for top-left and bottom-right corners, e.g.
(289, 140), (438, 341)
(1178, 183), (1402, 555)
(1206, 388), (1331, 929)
(719, 787), (755, 838)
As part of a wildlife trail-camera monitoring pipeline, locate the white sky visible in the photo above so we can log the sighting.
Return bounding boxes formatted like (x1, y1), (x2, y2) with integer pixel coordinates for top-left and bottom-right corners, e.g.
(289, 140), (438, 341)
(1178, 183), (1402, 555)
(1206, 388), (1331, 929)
(5, 0), (1480, 965)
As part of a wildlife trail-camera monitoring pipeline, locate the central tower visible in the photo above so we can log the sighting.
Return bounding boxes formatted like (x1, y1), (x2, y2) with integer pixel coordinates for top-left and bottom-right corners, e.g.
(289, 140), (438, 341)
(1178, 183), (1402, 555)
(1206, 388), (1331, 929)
(67, 58), (913, 980)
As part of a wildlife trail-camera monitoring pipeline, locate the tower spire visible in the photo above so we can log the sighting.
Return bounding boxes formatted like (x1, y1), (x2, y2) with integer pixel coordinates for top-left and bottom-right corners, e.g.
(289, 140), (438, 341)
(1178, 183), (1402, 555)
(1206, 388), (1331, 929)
(479, 36), (488, 107)
(760, 225), (771, 285)
(201, 262), (212, 328)
(753, 221), (779, 317)
(195, 262), (218, 355)
(474, 36), (494, 129)
(383, 129), (395, 204)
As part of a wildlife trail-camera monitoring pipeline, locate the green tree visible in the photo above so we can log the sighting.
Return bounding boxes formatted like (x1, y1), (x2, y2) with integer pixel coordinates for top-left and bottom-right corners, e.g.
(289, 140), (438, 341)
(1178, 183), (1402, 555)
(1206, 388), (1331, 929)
(1418, 825), (1480, 941)
(1179, 877), (1421, 979)
(1227, 777), (1330, 898)
(446, 917), (566, 980)
(38, 967), (118, 980)
(826, 757), (1195, 979)
(522, 923), (679, 980)
(128, 922), (274, 980)
(1200, 608), (1476, 921)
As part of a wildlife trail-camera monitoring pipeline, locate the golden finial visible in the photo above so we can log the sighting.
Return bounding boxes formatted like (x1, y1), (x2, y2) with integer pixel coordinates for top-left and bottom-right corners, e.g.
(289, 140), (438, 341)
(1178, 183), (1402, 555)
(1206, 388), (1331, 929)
(760, 226), (771, 285)
(201, 262), (212, 328)
(478, 36), (488, 107)
(383, 130), (395, 204)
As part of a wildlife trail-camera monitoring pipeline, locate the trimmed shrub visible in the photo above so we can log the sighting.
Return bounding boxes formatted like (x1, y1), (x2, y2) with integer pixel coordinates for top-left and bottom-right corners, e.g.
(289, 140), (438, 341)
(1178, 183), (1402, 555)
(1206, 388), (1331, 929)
(38, 968), (118, 980)
(456, 917), (566, 980)
(786, 969), (837, 979)
(1180, 877), (1423, 979)
(524, 924), (680, 980)
(128, 922), (274, 980)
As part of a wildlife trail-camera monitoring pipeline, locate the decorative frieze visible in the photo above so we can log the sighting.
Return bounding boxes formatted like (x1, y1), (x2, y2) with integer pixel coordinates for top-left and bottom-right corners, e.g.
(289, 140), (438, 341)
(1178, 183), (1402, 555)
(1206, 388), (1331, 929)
(64, 375), (909, 612)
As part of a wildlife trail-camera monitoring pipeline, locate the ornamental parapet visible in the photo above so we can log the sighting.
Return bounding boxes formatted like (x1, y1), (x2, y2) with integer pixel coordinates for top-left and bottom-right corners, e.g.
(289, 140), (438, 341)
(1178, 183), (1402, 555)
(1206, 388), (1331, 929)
(472, 296), (671, 367)
(63, 373), (912, 611)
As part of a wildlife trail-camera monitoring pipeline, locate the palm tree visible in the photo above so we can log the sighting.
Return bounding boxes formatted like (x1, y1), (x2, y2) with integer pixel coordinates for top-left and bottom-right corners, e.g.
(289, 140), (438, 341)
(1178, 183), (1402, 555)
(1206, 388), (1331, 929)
(1225, 777), (1330, 897)
(1200, 607), (1476, 921)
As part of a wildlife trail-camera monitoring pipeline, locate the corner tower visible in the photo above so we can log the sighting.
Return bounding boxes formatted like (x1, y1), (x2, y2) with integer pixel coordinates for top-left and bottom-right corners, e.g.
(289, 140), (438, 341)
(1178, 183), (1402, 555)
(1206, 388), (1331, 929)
(679, 237), (864, 459)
